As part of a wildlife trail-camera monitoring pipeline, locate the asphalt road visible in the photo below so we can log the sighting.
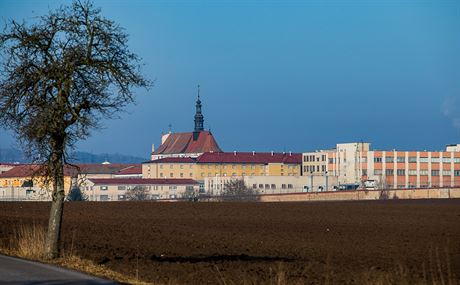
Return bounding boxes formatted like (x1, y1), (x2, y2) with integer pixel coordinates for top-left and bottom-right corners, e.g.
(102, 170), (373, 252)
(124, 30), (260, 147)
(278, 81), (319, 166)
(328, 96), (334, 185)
(0, 254), (117, 285)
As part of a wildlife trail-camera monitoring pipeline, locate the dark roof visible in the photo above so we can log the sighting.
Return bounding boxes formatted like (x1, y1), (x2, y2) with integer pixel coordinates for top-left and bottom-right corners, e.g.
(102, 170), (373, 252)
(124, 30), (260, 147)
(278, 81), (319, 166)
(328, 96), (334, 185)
(153, 131), (222, 155)
(144, 157), (197, 164)
(88, 178), (198, 185)
(196, 152), (302, 164)
(115, 165), (142, 175)
(0, 163), (139, 178)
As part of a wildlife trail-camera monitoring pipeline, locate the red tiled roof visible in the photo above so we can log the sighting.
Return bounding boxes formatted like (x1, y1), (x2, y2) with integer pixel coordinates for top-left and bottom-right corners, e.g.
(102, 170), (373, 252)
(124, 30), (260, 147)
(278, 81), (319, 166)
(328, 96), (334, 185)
(115, 165), (142, 175)
(0, 164), (78, 178)
(145, 157), (197, 164)
(76, 164), (136, 174)
(153, 131), (222, 155)
(88, 178), (198, 185)
(196, 152), (302, 164)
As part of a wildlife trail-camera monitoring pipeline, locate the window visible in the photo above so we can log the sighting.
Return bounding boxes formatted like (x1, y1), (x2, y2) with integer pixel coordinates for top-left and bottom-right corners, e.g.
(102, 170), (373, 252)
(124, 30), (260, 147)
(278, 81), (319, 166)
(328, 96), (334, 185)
(419, 170), (428, 175)
(281, 184), (286, 189)
(419, 157), (429, 163)
(386, 169), (394, 175)
(232, 173), (236, 176)
(160, 173), (164, 177)
(321, 165), (326, 172)
(265, 184), (270, 189)
(408, 170), (417, 176)
(100, 186), (108, 190)
(431, 170), (440, 176)
(180, 173), (184, 177)
(397, 169), (405, 176)
(322, 155), (326, 161)
(170, 164), (173, 169)
(361, 157), (367, 163)
(385, 156), (394, 163)
(304, 166), (307, 172)
(397, 157), (405, 163)
(431, 157), (440, 163)
(408, 157), (417, 163)
(287, 184), (293, 189)
(259, 184), (263, 189)
(253, 184), (257, 189)
(117, 186), (126, 191)
(329, 158), (334, 164)
(160, 165), (163, 169)
(317, 166), (320, 172)
(180, 164), (184, 169)
(442, 158), (451, 163)
(454, 158), (460, 163)
(374, 157), (382, 163)
(442, 170), (451, 176)
(374, 169), (382, 175)
(99, 195), (109, 201)
(117, 194), (125, 200)
(190, 173), (193, 177)
(170, 173), (174, 177)
(271, 184), (276, 189)
(207, 172), (212, 176)
(454, 170), (460, 176)
(201, 172), (204, 177)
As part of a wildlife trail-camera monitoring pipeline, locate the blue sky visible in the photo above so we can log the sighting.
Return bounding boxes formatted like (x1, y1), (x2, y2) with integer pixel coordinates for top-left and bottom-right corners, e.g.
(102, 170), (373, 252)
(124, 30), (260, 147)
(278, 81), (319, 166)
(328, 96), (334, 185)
(0, 0), (459, 157)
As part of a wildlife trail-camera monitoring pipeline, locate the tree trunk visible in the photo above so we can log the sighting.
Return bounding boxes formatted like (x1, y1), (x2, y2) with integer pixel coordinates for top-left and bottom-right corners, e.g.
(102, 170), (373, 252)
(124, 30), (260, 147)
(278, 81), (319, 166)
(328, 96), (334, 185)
(44, 145), (65, 260)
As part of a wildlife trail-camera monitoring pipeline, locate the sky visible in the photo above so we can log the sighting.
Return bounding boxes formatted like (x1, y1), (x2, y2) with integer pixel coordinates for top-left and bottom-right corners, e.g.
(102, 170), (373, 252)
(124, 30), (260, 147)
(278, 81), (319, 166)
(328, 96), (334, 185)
(0, 0), (459, 157)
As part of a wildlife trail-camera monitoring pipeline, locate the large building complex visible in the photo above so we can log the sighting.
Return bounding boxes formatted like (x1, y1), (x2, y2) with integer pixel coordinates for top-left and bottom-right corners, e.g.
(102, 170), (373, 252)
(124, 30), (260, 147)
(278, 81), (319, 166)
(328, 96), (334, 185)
(143, 151), (302, 180)
(303, 143), (460, 189)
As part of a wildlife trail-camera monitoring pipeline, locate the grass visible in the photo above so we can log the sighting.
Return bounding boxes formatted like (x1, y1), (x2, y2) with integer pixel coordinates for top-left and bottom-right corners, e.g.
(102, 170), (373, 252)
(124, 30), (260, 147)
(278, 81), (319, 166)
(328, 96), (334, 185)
(0, 223), (458, 285)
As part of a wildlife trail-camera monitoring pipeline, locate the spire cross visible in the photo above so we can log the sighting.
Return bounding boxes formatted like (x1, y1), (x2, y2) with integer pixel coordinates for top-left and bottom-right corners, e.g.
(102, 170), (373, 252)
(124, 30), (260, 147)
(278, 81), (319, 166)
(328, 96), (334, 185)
(197, 84), (200, 99)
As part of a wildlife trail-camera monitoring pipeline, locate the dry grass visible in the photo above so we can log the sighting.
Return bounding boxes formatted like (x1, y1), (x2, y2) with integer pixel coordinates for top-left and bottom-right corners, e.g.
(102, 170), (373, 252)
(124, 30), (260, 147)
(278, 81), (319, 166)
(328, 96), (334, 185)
(14, 223), (46, 259)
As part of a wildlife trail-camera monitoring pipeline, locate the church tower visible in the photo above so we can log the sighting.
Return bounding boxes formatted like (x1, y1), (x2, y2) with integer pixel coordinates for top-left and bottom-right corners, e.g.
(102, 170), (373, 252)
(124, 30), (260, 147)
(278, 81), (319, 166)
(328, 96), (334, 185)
(194, 85), (204, 138)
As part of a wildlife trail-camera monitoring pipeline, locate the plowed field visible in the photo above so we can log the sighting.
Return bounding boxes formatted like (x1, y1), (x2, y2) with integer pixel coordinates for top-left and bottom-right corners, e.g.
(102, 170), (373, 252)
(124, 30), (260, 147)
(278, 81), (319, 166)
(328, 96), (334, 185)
(1, 199), (459, 284)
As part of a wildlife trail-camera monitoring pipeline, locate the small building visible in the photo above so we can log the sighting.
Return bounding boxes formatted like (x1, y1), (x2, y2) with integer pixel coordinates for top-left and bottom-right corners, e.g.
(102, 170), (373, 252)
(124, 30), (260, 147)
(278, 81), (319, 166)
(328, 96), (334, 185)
(84, 178), (199, 201)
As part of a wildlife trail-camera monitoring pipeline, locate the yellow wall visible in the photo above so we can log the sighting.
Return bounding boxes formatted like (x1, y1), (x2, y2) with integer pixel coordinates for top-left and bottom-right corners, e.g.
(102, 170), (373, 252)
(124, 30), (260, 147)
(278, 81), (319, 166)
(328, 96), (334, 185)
(143, 162), (300, 180)
(0, 175), (73, 193)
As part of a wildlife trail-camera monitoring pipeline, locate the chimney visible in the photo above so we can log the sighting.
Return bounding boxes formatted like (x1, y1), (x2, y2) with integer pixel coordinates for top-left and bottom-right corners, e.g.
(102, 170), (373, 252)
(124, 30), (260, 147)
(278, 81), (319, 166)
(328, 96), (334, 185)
(271, 151), (274, 156)
(289, 151), (292, 156)
(252, 151), (255, 156)
(234, 151), (237, 156)
(151, 144), (155, 153)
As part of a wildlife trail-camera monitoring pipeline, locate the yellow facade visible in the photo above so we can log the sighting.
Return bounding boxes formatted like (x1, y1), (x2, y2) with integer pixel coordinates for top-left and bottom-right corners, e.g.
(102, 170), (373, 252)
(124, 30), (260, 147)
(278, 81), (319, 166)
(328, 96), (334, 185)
(0, 175), (73, 192)
(143, 162), (300, 180)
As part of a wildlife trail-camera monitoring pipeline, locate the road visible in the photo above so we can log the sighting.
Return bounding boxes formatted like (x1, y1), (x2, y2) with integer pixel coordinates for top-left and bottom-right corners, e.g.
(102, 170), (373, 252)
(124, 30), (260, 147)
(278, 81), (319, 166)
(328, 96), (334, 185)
(0, 254), (117, 285)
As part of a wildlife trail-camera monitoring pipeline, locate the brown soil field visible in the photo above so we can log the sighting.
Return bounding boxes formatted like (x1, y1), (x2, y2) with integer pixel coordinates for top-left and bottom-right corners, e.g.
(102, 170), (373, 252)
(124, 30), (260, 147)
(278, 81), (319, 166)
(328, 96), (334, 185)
(1, 199), (459, 284)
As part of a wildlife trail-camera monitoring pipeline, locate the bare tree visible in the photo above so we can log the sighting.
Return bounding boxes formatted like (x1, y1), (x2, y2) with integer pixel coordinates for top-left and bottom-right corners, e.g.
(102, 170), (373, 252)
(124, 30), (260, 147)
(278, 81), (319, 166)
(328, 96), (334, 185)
(221, 179), (259, 201)
(125, 185), (150, 201)
(0, 1), (149, 259)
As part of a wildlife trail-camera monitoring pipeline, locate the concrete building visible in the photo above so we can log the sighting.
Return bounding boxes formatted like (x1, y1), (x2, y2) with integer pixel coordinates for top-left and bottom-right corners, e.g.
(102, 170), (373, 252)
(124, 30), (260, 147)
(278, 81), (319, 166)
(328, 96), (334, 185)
(303, 142), (460, 189)
(204, 174), (338, 195)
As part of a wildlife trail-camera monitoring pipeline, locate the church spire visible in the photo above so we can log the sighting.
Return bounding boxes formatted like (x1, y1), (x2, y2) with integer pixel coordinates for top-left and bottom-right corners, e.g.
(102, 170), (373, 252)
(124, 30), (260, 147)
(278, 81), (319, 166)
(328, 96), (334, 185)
(194, 84), (204, 132)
